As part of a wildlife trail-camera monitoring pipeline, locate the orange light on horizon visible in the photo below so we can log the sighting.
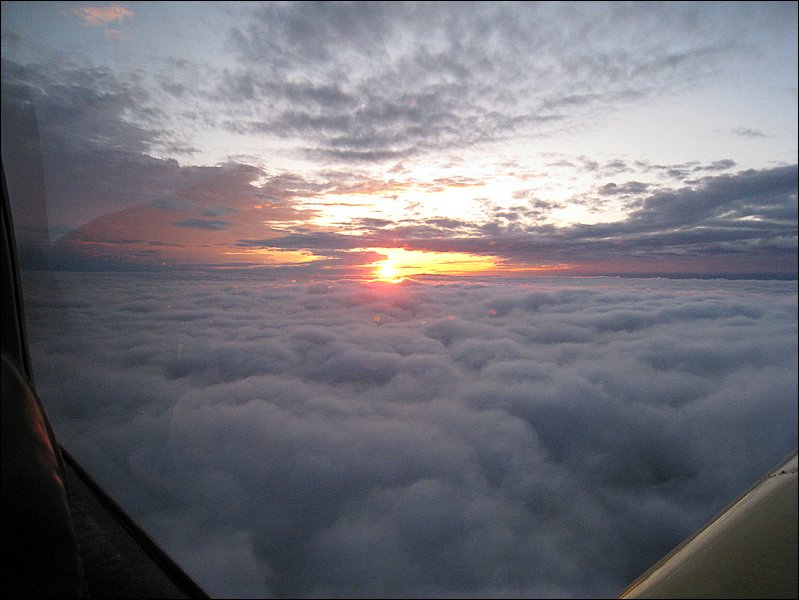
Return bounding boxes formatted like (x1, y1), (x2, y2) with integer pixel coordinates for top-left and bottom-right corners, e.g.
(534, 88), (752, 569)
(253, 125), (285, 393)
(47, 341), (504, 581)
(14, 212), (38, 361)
(224, 247), (319, 265)
(367, 247), (499, 281)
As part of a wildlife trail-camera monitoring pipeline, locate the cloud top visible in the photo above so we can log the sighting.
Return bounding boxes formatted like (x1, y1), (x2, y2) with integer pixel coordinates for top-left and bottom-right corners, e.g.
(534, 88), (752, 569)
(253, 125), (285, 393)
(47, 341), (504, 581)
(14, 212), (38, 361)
(24, 272), (798, 598)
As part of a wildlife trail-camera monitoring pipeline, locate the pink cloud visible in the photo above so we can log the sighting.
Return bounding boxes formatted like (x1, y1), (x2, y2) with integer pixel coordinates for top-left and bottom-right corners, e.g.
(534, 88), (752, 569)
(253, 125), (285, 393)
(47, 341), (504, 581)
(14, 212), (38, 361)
(72, 4), (133, 27)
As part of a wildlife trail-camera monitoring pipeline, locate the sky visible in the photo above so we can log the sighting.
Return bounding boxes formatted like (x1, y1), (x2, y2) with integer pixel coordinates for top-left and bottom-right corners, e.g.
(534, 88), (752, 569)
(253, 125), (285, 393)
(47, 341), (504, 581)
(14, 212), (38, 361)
(1, 1), (797, 278)
(22, 270), (798, 598)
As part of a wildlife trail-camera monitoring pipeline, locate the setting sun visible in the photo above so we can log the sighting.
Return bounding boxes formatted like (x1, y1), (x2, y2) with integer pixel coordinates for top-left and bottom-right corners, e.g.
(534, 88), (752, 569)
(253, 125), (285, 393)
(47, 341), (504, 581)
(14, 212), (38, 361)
(377, 261), (400, 281)
(366, 247), (499, 281)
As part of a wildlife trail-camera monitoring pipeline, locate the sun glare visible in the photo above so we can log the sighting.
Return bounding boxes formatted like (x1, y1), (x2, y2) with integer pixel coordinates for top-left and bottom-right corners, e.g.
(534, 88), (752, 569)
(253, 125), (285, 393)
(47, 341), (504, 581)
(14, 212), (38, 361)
(377, 261), (400, 281)
(366, 247), (500, 282)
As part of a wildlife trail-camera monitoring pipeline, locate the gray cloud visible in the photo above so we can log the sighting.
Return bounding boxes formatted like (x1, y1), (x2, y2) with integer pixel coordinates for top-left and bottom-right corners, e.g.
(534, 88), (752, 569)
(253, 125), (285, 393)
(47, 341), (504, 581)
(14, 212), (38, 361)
(598, 181), (651, 196)
(636, 159), (740, 181)
(239, 231), (364, 252)
(600, 159), (633, 176)
(215, 1), (774, 163)
(731, 127), (767, 139)
(23, 271), (797, 598)
(700, 159), (737, 171)
(628, 165), (798, 228)
(238, 166), (797, 278)
(172, 219), (232, 231)
(1, 57), (269, 236)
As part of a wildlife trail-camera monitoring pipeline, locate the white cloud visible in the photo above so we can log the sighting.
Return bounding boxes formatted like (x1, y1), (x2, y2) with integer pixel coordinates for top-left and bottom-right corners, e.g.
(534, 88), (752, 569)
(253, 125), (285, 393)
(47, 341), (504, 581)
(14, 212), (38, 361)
(22, 272), (798, 598)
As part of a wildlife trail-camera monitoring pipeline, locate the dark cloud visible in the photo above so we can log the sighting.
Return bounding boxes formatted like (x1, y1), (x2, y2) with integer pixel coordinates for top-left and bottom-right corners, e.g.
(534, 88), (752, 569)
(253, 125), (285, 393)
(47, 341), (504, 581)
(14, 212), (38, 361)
(306, 147), (415, 164)
(425, 217), (476, 230)
(1, 58), (271, 234)
(628, 165), (798, 228)
(511, 191), (565, 213)
(1, 58), (156, 155)
(173, 219), (232, 231)
(1, 57), (345, 271)
(600, 159), (633, 176)
(353, 217), (395, 230)
(699, 159), (737, 172)
(239, 231), (364, 252)
(23, 271), (798, 598)
(236, 166), (797, 278)
(598, 181), (651, 196)
(637, 159), (740, 181)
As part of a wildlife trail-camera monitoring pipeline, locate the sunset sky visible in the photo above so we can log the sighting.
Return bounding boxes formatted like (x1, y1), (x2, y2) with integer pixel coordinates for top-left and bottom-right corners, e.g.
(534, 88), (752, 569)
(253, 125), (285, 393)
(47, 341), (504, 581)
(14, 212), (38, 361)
(2, 1), (796, 279)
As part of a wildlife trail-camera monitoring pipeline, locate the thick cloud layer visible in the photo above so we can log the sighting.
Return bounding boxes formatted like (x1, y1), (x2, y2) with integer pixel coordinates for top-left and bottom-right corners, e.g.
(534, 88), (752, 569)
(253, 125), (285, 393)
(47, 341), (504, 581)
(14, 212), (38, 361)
(21, 271), (797, 598)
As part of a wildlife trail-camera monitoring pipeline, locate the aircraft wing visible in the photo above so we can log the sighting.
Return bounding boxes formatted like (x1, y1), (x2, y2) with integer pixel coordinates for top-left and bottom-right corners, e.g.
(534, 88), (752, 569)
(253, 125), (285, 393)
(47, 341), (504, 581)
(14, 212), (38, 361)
(619, 450), (798, 598)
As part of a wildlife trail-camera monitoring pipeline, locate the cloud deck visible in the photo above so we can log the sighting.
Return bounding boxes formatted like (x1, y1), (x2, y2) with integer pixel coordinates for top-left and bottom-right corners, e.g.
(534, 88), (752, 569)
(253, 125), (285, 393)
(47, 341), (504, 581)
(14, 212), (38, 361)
(23, 272), (798, 598)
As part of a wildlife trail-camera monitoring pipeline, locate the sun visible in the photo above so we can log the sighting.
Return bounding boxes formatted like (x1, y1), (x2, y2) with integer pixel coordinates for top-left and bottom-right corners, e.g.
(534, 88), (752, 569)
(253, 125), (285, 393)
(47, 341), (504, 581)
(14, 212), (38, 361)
(376, 261), (400, 282)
